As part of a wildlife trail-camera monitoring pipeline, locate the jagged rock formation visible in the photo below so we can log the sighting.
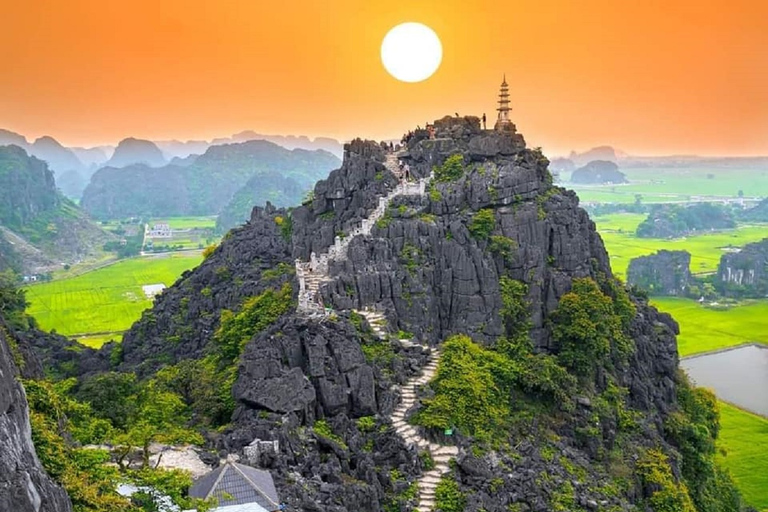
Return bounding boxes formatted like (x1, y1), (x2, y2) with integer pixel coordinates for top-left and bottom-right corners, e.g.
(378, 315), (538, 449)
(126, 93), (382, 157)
(82, 141), (339, 221)
(111, 115), (742, 512)
(570, 160), (627, 184)
(119, 202), (294, 374)
(636, 202), (736, 238)
(627, 250), (692, 296)
(105, 137), (166, 168)
(0, 324), (72, 512)
(717, 238), (768, 297)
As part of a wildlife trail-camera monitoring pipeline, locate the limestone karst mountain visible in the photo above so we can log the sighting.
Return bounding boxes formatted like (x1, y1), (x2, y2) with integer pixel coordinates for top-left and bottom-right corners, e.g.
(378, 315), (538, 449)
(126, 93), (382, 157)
(0, 145), (115, 273)
(105, 137), (167, 168)
(570, 160), (628, 184)
(98, 115), (746, 512)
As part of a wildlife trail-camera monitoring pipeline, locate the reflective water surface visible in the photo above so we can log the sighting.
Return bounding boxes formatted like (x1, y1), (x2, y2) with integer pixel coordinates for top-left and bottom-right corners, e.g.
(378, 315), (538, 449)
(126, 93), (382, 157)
(682, 344), (768, 417)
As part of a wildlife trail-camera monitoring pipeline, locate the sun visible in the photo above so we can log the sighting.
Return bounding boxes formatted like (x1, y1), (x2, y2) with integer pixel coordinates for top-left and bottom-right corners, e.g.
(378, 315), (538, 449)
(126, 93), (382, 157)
(381, 23), (442, 83)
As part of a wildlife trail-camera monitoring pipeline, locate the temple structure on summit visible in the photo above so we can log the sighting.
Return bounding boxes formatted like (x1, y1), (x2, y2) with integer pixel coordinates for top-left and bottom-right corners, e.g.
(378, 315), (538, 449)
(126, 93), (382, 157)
(495, 75), (513, 130)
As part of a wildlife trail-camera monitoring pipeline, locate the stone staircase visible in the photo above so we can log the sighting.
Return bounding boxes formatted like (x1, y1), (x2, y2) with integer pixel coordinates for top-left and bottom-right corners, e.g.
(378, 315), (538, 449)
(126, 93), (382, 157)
(355, 308), (458, 512)
(295, 153), (456, 509)
(393, 352), (458, 512)
(296, 153), (430, 315)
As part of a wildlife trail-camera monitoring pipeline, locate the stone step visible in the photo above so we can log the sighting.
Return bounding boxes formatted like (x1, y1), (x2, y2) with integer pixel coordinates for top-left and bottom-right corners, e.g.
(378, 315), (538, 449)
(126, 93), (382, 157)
(432, 445), (459, 456)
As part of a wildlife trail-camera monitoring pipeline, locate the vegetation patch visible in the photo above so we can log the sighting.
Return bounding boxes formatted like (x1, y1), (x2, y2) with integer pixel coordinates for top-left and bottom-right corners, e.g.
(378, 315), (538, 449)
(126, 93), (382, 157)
(433, 154), (466, 183)
(467, 208), (496, 240)
(550, 278), (634, 376)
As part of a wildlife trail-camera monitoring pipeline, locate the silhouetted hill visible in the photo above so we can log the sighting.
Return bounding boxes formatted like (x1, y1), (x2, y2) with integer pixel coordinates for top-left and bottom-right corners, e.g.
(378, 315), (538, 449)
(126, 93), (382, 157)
(105, 137), (166, 168)
(571, 160), (627, 184)
(30, 136), (84, 173)
(81, 140), (340, 220)
(0, 129), (28, 147)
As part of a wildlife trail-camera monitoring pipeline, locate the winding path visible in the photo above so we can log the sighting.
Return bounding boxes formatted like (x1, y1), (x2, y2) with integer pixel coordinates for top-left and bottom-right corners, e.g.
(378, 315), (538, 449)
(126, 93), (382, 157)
(295, 153), (456, 510)
(356, 310), (458, 512)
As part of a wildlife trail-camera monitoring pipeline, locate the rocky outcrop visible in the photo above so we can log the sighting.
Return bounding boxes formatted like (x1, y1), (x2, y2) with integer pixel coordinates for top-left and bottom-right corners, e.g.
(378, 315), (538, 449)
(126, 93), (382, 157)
(119, 202), (293, 375)
(570, 160), (627, 184)
(717, 238), (768, 297)
(627, 250), (692, 296)
(0, 325), (72, 512)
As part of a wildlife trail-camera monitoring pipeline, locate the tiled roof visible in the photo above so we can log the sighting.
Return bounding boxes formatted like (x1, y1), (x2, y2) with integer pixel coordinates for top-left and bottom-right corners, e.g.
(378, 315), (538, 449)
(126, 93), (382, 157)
(189, 463), (280, 511)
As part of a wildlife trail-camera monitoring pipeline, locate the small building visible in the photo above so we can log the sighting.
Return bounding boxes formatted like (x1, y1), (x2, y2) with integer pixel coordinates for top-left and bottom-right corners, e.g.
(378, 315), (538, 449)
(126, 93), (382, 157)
(142, 283), (167, 298)
(187, 462), (281, 512)
(147, 223), (172, 238)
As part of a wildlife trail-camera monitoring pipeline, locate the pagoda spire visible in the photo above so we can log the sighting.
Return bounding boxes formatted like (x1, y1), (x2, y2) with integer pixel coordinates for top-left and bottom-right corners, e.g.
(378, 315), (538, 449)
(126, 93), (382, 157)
(495, 74), (512, 130)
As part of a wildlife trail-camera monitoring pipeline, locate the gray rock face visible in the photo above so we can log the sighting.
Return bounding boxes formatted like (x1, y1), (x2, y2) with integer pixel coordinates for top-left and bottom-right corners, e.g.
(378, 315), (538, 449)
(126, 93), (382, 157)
(0, 325), (72, 512)
(570, 160), (627, 184)
(293, 128), (607, 351)
(627, 250), (692, 296)
(717, 238), (768, 297)
(235, 317), (377, 420)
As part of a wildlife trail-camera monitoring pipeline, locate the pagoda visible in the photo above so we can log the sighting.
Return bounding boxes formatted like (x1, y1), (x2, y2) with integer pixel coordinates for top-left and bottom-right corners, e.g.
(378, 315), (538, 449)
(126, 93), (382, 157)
(495, 75), (513, 130)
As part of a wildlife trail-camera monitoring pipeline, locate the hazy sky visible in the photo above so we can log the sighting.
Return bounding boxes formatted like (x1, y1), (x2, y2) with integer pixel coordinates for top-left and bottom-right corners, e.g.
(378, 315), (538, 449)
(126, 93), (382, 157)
(2, 0), (767, 156)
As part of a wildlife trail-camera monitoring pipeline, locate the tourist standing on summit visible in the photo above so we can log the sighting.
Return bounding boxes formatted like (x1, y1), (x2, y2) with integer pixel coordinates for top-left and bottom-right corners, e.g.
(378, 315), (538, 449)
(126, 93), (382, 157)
(482, 113), (487, 129)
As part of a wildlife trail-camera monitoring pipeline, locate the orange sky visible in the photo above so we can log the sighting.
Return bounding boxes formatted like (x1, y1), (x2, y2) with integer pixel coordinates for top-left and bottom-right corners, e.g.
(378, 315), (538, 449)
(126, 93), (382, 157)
(2, 0), (767, 156)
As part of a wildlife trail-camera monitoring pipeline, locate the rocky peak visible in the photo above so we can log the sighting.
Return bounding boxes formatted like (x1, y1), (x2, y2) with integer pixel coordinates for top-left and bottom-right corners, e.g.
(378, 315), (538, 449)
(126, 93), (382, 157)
(289, 115), (605, 349)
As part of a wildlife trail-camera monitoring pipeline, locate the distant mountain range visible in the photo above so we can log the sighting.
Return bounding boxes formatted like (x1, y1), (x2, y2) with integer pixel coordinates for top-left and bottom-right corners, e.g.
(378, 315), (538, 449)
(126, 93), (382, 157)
(80, 140), (341, 225)
(559, 145), (768, 169)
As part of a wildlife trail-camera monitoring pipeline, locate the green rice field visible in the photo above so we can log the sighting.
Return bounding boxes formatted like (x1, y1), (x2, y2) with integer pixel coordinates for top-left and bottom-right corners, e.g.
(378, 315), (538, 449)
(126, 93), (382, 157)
(717, 402), (768, 511)
(593, 213), (768, 278)
(24, 254), (202, 342)
(651, 297), (768, 357)
(650, 295), (768, 509)
(151, 216), (217, 229)
(570, 166), (768, 204)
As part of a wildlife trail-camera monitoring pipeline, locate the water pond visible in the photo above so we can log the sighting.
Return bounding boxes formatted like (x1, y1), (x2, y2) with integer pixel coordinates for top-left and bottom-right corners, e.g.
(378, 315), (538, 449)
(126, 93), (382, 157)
(681, 344), (768, 417)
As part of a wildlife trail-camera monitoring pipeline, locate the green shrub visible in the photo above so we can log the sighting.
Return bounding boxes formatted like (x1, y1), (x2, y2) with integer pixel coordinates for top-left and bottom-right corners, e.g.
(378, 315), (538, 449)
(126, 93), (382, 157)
(468, 209), (496, 240)
(434, 154), (466, 182)
(202, 243), (217, 259)
(356, 416), (376, 432)
(636, 449), (696, 512)
(428, 186), (443, 202)
(214, 283), (293, 363)
(489, 235), (517, 261)
(550, 278), (632, 376)
(434, 476), (466, 512)
(313, 419), (348, 449)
